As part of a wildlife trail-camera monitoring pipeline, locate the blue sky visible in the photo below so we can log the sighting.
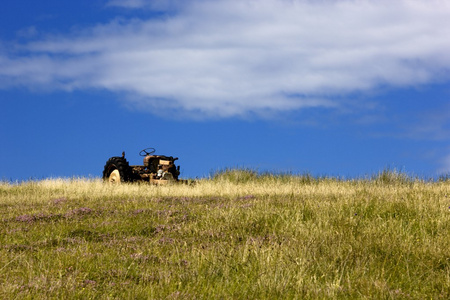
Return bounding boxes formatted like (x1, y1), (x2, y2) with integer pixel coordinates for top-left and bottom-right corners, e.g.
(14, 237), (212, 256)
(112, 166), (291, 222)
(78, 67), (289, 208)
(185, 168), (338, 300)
(1, 0), (449, 181)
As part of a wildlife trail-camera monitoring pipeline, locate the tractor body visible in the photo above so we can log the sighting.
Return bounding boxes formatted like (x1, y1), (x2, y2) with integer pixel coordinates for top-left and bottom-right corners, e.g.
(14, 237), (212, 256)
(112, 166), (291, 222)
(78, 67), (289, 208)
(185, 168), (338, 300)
(102, 148), (181, 184)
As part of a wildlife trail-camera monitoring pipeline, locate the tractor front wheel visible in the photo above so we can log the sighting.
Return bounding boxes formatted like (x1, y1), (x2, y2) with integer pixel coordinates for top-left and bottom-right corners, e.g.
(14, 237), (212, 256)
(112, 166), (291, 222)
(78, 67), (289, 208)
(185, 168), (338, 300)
(102, 157), (131, 183)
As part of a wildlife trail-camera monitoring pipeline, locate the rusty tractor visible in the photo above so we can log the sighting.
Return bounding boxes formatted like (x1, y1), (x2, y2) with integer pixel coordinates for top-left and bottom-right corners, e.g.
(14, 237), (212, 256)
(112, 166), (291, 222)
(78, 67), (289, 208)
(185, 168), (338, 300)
(102, 147), (181, 184)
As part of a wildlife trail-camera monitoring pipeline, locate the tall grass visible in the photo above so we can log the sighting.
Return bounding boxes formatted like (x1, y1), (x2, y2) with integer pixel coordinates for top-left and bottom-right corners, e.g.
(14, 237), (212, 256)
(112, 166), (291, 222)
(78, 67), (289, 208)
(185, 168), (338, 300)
(1, 171), (449, 299)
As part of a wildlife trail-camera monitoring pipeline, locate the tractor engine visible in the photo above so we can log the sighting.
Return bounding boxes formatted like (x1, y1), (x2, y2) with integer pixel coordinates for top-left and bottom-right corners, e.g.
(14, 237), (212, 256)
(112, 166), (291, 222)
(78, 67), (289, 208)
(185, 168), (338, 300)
(142, 154), (180, 180)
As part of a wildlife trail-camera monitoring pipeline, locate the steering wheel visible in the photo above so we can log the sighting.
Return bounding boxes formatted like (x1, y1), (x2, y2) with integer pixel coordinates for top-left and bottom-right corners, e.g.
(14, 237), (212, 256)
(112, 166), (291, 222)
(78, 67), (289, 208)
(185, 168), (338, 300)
(139, 147), (156, 156)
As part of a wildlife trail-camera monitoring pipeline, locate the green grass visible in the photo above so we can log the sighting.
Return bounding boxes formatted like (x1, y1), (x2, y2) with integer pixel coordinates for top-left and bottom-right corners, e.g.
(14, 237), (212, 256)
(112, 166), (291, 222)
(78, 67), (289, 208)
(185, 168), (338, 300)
(1, 172), (449, 299)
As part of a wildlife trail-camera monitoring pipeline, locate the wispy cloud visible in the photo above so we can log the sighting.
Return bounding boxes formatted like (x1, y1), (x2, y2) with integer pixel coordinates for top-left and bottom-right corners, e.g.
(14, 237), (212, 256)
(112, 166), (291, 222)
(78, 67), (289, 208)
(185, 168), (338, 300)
(106, 0), (182, 10)
(1, 0), (450, 118)
(366, 101), (450, 141)
(107, 0), (148, 8)
(438, 152), (450, 175)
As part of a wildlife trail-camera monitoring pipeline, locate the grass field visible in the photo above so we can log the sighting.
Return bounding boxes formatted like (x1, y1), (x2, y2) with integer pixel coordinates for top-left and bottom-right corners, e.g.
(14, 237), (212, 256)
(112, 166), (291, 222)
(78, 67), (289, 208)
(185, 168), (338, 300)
(1, 170), (449, 299)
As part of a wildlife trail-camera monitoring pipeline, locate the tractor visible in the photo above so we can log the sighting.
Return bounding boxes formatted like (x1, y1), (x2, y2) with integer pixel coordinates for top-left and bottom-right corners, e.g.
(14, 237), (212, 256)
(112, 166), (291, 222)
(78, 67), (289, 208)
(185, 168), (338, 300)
(102, 147), (181, 184)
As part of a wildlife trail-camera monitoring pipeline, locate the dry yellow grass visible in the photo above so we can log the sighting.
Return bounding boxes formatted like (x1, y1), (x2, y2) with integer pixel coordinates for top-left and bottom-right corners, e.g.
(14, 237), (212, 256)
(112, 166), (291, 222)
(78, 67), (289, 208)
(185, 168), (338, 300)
(1, 172), (449, 298)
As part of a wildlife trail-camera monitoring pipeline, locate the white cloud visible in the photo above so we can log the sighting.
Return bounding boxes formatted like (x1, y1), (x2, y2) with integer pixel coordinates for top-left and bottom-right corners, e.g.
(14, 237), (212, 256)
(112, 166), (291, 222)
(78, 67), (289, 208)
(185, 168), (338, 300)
(1, 0), (450, 118)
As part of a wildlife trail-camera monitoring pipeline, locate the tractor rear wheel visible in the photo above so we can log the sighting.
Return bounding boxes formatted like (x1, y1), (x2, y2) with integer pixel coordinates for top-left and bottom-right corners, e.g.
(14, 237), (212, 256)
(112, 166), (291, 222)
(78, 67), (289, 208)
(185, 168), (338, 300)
(102, 157), (131, 183)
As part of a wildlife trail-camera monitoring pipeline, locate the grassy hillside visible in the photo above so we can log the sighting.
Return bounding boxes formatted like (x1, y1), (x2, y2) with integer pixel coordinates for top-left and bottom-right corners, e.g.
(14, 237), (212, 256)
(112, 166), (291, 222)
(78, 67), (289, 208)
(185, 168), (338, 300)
(1, 171), (449, 299)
